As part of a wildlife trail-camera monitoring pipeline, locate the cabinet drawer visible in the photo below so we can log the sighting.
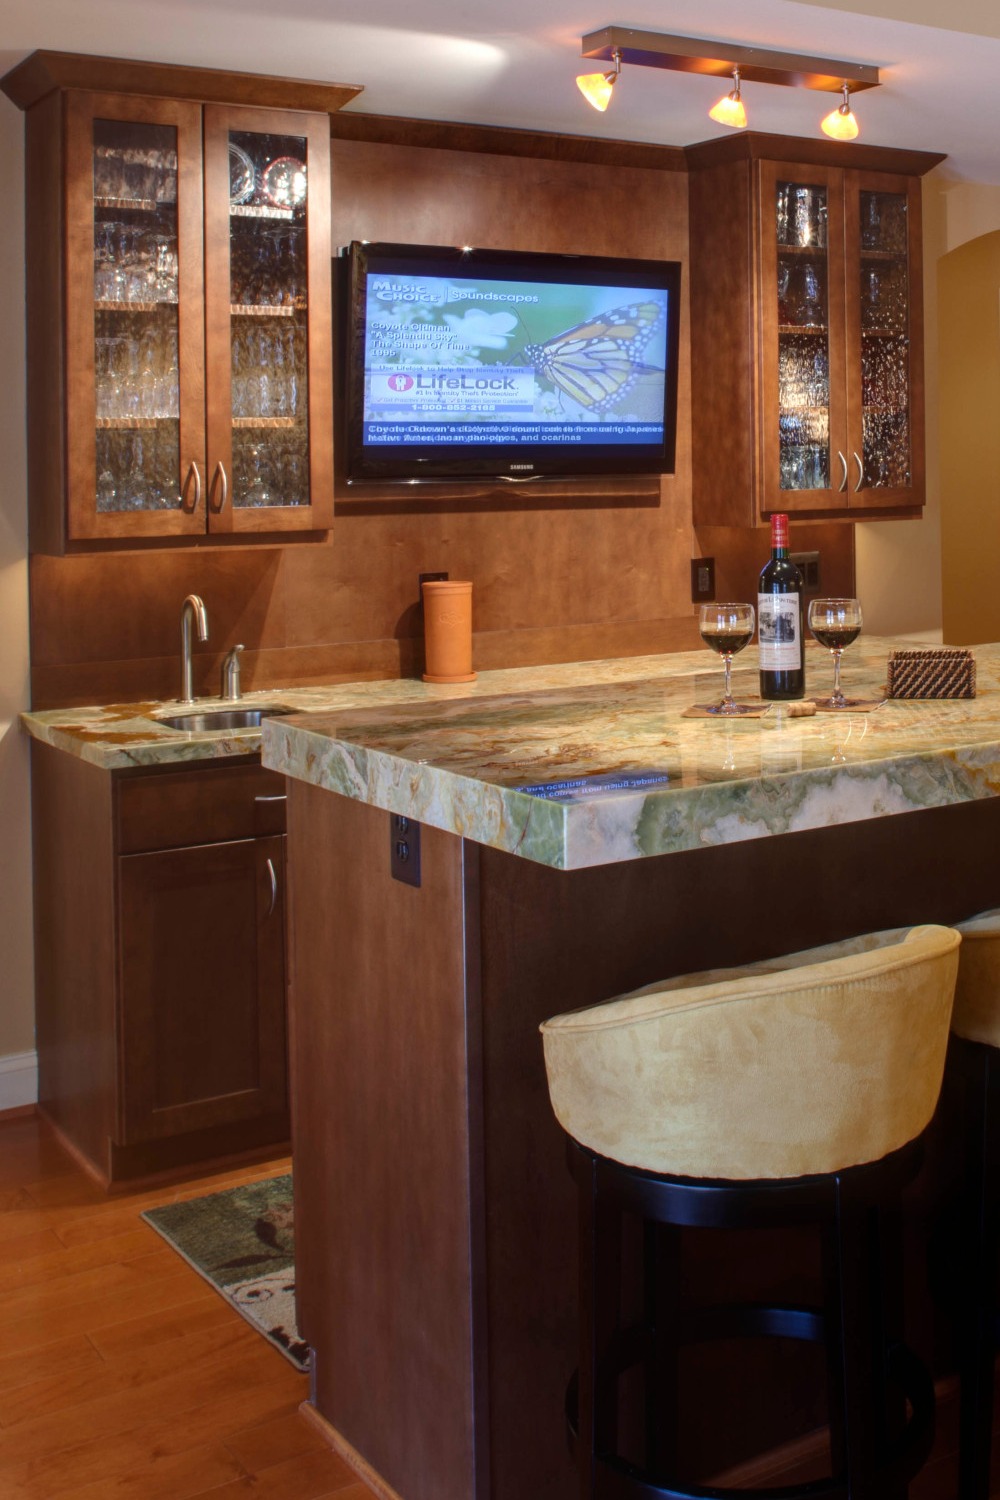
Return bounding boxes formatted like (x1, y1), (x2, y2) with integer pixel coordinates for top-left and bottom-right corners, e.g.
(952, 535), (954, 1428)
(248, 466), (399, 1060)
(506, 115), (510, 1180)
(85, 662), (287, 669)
(116, 761), (286, 853)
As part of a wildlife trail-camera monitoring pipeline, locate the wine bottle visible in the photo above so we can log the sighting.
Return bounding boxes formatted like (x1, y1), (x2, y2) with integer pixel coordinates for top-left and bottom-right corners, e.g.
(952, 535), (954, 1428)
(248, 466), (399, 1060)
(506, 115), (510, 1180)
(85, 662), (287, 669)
(758, 513), (805, 700)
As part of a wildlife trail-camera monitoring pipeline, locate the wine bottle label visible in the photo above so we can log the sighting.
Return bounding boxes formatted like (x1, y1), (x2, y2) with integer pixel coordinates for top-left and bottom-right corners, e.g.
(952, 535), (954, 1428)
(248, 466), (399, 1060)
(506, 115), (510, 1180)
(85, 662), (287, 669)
(757, 593), (802, 670)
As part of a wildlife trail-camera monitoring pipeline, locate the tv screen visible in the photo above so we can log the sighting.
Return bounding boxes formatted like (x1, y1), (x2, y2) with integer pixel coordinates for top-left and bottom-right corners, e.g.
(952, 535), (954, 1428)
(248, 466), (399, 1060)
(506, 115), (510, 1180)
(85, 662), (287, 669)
(342, 241), (681, 485)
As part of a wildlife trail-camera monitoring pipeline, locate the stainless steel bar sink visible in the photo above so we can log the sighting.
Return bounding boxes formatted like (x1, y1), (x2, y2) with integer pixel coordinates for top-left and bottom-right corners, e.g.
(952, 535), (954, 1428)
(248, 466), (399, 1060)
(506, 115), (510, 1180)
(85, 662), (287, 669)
(154, 706), (293, 733)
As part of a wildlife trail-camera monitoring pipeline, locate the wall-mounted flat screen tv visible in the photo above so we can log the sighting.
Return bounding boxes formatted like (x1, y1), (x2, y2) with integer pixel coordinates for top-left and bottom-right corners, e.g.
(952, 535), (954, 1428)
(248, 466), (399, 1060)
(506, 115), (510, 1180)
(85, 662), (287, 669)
(342, 240), (682, 485)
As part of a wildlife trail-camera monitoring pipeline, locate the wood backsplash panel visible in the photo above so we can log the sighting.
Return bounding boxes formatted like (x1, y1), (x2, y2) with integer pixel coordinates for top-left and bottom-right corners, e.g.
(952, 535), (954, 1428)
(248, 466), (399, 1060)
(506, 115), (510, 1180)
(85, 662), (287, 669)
(29, 129), (851, 709)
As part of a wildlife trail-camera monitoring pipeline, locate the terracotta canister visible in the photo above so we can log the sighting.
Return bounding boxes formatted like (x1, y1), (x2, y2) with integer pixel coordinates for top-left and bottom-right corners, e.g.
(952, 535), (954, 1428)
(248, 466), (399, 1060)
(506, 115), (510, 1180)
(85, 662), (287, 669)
(422, 580), (476, 684)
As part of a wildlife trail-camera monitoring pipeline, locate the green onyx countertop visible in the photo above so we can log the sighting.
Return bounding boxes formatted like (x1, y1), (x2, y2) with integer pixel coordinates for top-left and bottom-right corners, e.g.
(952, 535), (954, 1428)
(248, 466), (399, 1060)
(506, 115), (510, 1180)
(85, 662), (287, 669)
(260, 639), (1000, 870)
(20, 653), (721, 770)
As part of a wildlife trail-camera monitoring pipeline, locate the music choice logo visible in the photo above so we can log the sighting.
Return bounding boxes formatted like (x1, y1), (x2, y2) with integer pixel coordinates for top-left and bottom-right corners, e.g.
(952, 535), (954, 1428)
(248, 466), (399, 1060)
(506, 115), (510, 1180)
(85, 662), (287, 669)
(386, 374), (414, 392)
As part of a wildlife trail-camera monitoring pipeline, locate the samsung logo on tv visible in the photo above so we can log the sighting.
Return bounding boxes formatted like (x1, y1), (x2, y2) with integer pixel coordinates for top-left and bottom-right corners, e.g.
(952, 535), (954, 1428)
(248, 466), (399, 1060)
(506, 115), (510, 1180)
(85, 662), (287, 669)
(509, 463), (535, 471)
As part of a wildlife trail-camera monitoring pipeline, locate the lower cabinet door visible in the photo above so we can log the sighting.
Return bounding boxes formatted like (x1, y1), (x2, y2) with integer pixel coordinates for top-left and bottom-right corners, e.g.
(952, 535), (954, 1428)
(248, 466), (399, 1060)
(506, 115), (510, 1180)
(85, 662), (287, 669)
(116, 833), (287, 1144)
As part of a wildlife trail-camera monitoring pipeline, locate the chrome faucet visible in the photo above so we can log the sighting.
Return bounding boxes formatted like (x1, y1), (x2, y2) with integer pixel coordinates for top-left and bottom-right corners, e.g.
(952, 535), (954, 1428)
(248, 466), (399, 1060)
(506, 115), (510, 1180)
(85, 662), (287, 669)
(179, 594), (208, 704)
(221, 643), (244, 701)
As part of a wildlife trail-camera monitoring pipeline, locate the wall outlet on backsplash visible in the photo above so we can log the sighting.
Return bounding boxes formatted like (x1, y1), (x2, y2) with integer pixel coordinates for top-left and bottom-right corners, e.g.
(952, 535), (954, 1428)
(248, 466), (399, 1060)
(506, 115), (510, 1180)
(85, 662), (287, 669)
(690, 557), (715, 603)
(790, 551), (821, 594)
(419, 571), (449, 597)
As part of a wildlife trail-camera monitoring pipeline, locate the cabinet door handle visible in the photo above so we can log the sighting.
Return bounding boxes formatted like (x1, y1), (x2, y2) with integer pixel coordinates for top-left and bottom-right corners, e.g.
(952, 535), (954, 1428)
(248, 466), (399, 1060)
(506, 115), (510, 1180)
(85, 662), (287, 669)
(182, 461), (201, 512)
(210, 461), (229, 512)
(265, 856), (277, 918)
(853, 451), (864, 492)
(837, 451), (848, 493)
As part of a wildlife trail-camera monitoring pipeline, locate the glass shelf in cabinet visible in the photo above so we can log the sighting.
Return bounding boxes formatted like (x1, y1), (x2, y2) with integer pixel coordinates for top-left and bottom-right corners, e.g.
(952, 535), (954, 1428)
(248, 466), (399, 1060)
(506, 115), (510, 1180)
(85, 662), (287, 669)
(230, 302), (305, 317)
(230, 204), (295, 222)
(231, 415), (298, 429)
(95, 300), (177, 313)
(94, 195), (174, 214)
(96, 416), (179, 429)
(777, 242), (829, 257)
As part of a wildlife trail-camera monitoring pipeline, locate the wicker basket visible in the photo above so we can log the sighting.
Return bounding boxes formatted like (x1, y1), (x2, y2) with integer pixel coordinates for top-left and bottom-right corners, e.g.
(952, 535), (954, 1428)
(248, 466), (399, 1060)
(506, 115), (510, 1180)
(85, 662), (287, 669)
(886, 648), (976, 700)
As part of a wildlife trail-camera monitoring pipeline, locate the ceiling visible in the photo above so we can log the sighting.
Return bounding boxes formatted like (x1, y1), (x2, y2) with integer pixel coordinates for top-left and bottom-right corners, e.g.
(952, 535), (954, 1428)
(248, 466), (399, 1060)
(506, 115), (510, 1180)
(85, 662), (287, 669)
(1, 0), (999, 184)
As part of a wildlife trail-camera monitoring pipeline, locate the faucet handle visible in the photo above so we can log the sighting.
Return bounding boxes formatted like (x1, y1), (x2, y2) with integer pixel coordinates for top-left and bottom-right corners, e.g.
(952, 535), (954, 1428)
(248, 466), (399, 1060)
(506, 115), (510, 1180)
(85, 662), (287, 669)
(221, 644), (244, 701)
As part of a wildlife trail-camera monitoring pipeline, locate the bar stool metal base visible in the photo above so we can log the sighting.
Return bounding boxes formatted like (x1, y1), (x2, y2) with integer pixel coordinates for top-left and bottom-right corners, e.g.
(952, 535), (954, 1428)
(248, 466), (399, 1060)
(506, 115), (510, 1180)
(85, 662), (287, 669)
(567, 1137), (935, 1500)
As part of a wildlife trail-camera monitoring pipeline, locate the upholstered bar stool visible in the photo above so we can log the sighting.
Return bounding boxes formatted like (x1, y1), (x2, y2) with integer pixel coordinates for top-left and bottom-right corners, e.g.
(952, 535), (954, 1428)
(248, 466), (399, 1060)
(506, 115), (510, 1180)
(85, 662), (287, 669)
(541, 924), (961, 1500)
(944, 908), (1000, 1500)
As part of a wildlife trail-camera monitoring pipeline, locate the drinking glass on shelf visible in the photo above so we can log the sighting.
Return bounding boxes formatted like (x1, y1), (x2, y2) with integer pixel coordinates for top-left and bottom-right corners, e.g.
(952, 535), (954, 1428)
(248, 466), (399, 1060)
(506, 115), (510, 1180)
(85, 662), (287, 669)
(807, 597), (863, 709)
(698, 603), (756, 716)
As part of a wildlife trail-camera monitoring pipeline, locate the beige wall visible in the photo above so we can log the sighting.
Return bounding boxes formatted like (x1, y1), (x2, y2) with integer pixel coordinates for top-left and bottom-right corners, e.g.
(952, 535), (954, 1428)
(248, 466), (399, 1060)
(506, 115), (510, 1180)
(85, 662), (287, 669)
(856, 171), (1000, 645)
(938, 216), (1000, 644)
(0, 90), (35, 1072)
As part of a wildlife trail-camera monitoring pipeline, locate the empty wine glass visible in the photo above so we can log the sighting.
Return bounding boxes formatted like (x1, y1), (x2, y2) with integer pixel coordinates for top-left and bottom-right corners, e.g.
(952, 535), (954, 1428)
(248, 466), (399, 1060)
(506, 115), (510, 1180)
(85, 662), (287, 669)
(807, 597), (863, 709)
(698, 603), (756, 716)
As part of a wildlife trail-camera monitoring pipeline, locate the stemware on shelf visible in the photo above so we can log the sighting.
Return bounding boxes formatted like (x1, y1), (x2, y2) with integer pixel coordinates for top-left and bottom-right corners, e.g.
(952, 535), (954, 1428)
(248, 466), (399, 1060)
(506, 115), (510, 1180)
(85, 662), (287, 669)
(225, 128), (311, 510)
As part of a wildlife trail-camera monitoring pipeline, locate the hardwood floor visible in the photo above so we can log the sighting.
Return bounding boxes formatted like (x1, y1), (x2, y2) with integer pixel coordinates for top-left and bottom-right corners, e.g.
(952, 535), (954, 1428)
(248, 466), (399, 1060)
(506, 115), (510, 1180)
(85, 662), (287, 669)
(0, 1110), (378, 1500)
(4, 1106), (1000, 1500)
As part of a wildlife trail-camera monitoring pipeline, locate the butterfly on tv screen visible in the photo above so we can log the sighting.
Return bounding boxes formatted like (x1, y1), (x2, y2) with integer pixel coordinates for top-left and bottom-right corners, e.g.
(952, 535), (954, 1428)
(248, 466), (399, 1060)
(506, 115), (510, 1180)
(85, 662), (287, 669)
(523, 301), (663, 413)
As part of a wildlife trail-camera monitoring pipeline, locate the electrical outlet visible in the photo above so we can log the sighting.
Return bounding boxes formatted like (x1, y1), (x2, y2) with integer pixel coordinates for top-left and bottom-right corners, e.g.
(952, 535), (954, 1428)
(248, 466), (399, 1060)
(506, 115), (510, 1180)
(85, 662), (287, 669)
(790, 551), (821, 593)
(390, 813), (421, 887)
(690, 557), (715, 603)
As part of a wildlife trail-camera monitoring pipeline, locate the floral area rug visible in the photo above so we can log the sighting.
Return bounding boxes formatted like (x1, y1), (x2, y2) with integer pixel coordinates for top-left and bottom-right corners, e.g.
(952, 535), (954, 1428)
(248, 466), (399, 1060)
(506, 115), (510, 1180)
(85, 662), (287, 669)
(141, 1172), (309, 1370)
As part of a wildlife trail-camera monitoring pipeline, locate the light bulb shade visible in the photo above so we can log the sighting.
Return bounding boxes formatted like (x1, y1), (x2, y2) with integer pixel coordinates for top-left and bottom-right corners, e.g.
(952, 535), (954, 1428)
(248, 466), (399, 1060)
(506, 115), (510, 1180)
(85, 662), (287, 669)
(576, 70), (615, 111)
(821, 84), (860, 140)
(708, 91), (748, 128)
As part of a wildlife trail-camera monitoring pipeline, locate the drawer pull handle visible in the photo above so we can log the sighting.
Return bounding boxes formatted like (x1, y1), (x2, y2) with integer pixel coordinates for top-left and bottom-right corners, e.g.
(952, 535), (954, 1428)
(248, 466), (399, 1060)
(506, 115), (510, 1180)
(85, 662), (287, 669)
(254, 795), (287, 806)
(265, 857), (277, 918)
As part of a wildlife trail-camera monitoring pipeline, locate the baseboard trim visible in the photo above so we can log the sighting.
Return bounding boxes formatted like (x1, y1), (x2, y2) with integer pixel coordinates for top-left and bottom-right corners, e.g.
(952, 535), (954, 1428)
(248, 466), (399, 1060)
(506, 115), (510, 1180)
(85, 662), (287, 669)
(0, 1051), (38, 1112)
(299, 1400), (404, 1500)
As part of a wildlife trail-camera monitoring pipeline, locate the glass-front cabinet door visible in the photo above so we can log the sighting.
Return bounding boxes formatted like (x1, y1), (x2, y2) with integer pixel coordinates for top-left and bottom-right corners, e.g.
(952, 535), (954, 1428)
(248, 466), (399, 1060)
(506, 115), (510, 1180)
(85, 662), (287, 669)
(845, 171), (924, 509)
(203, 104), (332, 534)
(760, 161), (848, 514)
(760, 161), (923, 517)
(64, 93), (206, 541)
(60, 93), (332, 545)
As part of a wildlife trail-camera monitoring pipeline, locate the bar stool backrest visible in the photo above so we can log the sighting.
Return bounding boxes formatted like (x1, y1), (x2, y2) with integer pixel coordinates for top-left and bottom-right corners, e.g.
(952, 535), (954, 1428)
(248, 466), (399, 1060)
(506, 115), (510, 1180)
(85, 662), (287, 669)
(953, 909), (1000, 1047)
(541, 924), (961, 1181)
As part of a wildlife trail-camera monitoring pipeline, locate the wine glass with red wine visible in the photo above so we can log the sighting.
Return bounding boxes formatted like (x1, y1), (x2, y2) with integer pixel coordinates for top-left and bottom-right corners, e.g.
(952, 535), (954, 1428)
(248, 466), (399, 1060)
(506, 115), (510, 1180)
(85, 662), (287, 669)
(807, 597), (863, 708)
(698, 603), (756, 716)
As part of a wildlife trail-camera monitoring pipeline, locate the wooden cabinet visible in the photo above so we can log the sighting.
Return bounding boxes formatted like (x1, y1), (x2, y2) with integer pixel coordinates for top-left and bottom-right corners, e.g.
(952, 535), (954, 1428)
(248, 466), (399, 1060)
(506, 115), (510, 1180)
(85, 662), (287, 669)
(3, 53), (360, 552)
(688, 136), (944, 526)
(31, 744), (290, 1186)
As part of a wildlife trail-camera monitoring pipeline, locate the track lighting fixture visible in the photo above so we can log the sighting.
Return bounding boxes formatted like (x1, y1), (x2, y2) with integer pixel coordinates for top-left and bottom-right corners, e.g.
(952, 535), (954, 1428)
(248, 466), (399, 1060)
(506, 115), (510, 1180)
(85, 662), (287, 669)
(575, 47), (621, 113)
(576, 28), (879, 139)
(820, 82), (861, 140)
(707, 66), (747, 129)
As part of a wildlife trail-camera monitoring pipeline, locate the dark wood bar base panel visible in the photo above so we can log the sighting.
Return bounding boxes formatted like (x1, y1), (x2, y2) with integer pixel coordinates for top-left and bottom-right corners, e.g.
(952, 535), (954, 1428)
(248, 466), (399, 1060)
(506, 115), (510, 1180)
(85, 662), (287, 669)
(286, 784), (1000, 1500)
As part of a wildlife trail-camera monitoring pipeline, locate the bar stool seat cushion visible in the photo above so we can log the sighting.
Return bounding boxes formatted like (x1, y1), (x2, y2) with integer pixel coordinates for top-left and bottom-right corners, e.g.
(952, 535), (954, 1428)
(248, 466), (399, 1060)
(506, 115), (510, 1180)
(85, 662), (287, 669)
(541, 925), (960, 1181)
(953, 908), (1000, 1047)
